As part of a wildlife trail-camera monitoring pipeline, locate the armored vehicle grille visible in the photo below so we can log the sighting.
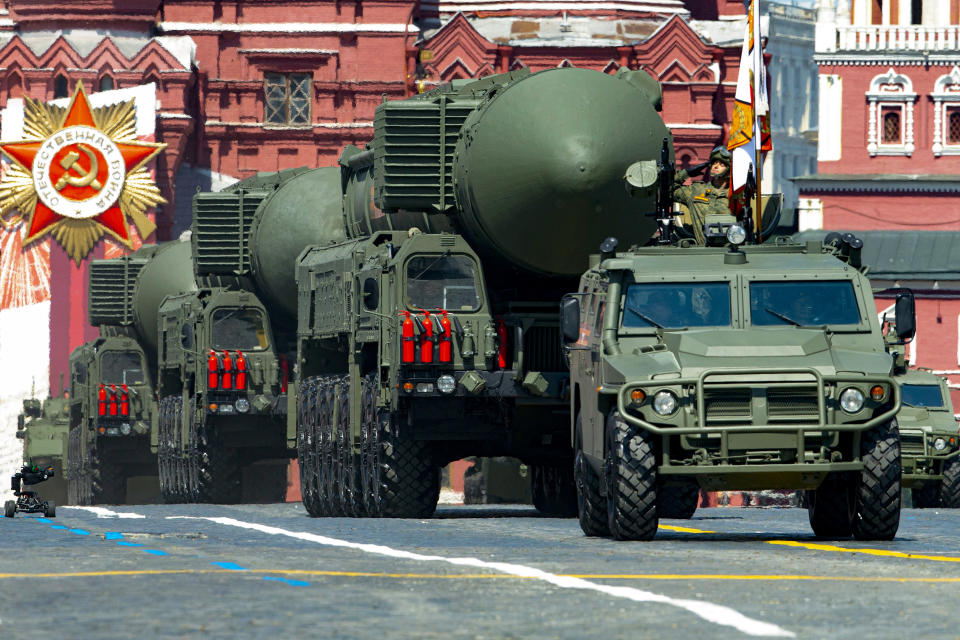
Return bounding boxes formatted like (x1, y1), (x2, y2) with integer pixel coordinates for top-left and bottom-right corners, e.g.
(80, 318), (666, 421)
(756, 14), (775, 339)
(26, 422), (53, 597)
(192, 190), (268, 277)
(767, 389), (820, 421)
(523, 326), (564, 372)
(88, 258), (146, 326)
(374, 97), (477, 213)
(899, 430), (925, 455)
(704, 389), (752, 424)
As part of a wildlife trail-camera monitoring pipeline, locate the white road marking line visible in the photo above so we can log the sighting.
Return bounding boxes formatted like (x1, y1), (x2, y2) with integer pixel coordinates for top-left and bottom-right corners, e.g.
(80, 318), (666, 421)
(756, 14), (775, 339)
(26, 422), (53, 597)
(168, 515), (793, 638)
(62, 506), (146, 519)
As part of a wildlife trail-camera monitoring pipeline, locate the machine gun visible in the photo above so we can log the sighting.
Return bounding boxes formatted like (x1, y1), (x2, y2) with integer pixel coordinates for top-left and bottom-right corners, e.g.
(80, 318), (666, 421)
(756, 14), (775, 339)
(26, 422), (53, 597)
(652, 137), (678, 245)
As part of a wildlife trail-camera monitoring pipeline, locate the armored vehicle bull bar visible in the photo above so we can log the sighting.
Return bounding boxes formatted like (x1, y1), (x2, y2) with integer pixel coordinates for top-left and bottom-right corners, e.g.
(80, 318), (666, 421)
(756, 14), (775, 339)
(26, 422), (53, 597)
(614, 367), (900, 435)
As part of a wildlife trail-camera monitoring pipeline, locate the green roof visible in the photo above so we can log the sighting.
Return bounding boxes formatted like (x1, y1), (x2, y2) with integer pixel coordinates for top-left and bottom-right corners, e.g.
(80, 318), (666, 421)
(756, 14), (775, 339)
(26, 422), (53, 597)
(793, 230), (960, 281)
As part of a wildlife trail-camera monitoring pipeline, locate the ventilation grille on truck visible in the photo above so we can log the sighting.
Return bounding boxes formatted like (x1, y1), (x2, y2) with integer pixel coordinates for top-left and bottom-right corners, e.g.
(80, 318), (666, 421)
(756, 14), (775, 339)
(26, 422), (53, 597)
(373, 96), (477, 214)
(88, 257), (147, 326)
(192, 190), (268, 278)
(523, 326), (564, 372)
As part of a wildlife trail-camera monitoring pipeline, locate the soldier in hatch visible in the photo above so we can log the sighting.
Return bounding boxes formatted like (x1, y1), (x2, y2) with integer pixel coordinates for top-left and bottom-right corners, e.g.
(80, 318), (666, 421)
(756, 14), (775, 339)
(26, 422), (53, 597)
(672, 146), (731, 245)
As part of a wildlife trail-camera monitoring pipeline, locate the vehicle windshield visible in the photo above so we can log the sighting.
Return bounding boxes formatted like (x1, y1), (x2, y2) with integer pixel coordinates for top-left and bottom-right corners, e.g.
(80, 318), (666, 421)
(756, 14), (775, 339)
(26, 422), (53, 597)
(406, 254), (481, 312)
(622, 282), (731, 329)
(901, 384), (944, 408)
(100, 351), (145, 385)
(750, 280), (861, 326)
(211, 308), (269, 351)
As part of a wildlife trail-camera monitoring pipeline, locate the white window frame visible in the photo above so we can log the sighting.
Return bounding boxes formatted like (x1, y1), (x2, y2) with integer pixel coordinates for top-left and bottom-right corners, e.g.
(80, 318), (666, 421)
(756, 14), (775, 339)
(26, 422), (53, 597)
(932, 66), (960, 156)
(866, 68), (916, 156)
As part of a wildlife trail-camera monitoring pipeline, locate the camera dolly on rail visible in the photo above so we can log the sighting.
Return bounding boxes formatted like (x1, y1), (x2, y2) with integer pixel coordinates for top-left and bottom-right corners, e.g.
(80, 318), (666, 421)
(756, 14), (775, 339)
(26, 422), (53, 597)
(5, 464), (56, 518)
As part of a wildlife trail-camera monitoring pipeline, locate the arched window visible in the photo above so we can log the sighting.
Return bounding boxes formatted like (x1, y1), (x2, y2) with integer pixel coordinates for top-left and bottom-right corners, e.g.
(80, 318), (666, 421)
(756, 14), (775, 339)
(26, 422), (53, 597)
(882, 109), (901, 143)
(99, 75), (115, 92)
(866, 68), (915, 156)
(54, 74), (69, 98)
(932, 66), (960, 156)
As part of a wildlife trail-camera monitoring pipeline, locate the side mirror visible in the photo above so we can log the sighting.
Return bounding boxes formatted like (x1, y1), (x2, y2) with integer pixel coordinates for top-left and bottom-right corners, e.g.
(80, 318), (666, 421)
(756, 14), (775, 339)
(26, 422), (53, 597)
(560, 295), (581, 343)
(895, 290), (916, 341)
(17, 414), (24, 429)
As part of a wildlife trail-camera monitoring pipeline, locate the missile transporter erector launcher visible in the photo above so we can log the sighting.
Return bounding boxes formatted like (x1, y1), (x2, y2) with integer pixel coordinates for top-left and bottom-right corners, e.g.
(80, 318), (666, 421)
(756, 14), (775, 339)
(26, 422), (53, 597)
(294, 66), (671, 517)
(71, 240), (197, 504)
(154, 168), (339, 502)
(564, 231), (914, 540)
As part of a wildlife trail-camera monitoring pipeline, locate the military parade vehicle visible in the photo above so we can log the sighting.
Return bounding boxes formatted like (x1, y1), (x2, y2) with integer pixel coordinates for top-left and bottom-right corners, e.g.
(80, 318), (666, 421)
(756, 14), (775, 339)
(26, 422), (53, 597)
(292, 65), (669, 518)
(70, 240), (196, 503)
(16, 385), (69, 506)
(895, 369), (960, 508)
(154, 168), (322, 502)
(564, 221), (912, 540)
(463, 458), (533, 505)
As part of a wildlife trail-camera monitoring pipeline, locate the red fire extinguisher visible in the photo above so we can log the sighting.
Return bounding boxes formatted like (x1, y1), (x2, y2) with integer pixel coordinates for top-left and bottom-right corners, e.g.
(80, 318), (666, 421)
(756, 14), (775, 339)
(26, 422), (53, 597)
(496, 316), (508, 369)
(438, 310), (452, 363)
(421, 310), (434, 363)
(400, 311), (415, 363)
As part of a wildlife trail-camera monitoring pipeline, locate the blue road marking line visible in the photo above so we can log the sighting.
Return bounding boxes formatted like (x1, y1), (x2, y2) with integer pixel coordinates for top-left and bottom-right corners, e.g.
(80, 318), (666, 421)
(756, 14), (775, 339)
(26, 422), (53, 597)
(211, 562), (247, 571)
(116, 541), (143, 547)
(35, 518), (52, 523)
(70, 529), (90, 535)
(143, 549), (167, 556)
(50, 525), (67, 530)
(263, 576), (311, 587)
(104, 532), (123, 540)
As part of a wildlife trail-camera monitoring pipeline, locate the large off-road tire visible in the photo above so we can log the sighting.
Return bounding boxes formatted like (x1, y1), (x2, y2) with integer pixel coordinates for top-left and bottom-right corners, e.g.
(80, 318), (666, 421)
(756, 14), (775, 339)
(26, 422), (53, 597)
(852, 419), (901, 541)
(940, 457), (960, 508)
(374, 409), (439, 518)
(604, 411), (658, 541)
(172, 396), (188, 502)
(320, 379), (344, 516)
(297, 376), (324, 516)
(93, 455), (125, 505)
(912, 483), (940, 509)
(44, 501), (56, 518)
(806, 472), (854, 538)
(360, 374), (382, 516)
(157, 396), (178, 504)
(657, 480), (700, 520)
(531, 463), (578, 517)
(463, 462), (486, 505)
(336, 377), (366, 517)
(67, 425), (83, 505)
(4, 500), (15, 518)
(574, 416), (608, 537)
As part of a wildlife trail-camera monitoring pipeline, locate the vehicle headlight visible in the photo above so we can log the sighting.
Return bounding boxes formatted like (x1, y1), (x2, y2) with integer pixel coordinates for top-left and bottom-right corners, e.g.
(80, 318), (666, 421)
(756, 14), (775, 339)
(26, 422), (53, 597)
(416, 383), (435, 393)
(120, 422), (132, 436)
(653, 390), (678, 416)
(235, 398), (250, 413)
(840, 388), (865, 413)
(934, 437), (947, 451)
(437, 375), (456, 394)
(726, 224), (747, 246)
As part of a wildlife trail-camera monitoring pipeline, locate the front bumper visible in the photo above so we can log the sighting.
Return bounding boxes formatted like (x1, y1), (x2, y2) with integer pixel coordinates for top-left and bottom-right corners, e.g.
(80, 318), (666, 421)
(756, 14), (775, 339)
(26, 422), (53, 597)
(398, 369), (568, 401)
(900, 430), (960, 486)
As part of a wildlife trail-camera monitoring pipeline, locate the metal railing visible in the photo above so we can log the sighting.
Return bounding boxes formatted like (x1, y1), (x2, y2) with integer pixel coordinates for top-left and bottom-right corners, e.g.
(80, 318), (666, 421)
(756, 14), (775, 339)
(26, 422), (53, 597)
(836, 25), (960, 51)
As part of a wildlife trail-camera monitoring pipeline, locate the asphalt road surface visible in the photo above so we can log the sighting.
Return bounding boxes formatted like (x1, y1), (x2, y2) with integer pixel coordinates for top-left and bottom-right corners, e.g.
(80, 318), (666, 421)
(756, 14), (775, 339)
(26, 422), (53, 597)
(1, 503), (958, 639)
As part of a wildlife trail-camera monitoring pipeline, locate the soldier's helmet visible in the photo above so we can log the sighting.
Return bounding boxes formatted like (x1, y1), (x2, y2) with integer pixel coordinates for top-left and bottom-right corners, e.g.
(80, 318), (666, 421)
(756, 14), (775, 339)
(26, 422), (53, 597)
(709, 146), (732, 167)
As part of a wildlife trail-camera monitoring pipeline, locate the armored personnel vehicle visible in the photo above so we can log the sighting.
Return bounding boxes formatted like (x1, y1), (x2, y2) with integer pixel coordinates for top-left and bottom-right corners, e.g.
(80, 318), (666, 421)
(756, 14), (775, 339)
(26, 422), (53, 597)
(72, 240), (196, 503)
(564, 228), (912, 540)
(16, 390), (69, 505)
(896, 369), (960, 508)
(293, 66), (669, 517)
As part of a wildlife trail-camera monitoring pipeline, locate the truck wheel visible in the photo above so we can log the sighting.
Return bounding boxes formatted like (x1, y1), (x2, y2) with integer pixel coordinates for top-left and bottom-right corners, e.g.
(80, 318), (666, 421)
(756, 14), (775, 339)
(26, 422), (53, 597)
(940, 457), (960, 508)
(158, 396), (177, 503)
(375, 410), (439, 518)
(531, 463), (578, 517)
(321, 378), (344, 516)
(852, 419), (901, 541)
(93, 454), (125, 505)
(574, 416), (608, 536)
(44, 501), (56, 518)
(67, 426), (82, 505)
(604, 411), (658, 541)
(911, 483), (940, 509)
(337, 376), (366, 516)
(360, 374), (383, 516)
(657, 480), (700, 519)
(298, 376), (324, 516)
(4, 500), (15, 518)
(806, 472), (854, 537)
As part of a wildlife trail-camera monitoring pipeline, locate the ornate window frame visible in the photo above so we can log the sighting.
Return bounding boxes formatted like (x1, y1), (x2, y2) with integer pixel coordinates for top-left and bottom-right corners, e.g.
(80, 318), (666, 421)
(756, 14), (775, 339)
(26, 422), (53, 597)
(932, 66), (960, 157)
(866, 68), (916, 157)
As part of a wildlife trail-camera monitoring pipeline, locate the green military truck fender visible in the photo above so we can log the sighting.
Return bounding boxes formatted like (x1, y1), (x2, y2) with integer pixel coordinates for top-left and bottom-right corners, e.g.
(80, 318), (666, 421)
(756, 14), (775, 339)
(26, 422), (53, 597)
(564, 232), (912, 541)
(66, 335), (156, 505)
(895, 369), (960, 508)
(17, 393), (70, 505)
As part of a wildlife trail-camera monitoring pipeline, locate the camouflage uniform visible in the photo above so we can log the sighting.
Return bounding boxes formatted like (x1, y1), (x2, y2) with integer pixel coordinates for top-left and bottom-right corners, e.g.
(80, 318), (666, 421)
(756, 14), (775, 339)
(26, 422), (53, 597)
(672, 148), (731, 246)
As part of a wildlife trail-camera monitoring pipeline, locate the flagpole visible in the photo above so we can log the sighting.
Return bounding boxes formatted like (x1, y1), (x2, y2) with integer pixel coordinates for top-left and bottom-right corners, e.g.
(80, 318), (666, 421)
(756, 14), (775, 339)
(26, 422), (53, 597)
(753, 0), (762, 244)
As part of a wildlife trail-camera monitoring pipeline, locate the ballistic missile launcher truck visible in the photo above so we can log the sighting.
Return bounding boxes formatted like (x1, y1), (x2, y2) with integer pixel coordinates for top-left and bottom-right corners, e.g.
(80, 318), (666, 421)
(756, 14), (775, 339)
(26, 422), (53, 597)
(293, 66), (670, 517)
(16, 391), (70, 505)
(70, 240), (196, 504)
(153, 167), (339, 502)
(564, 228), (913, 540)
(895, 369), (960, 508)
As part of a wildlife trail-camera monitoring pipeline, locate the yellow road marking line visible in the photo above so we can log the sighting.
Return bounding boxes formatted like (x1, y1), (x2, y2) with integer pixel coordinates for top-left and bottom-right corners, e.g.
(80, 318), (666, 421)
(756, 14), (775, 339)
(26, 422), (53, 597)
(2, 569), (959, 583)
(659, 524), (717, 534)
(768, 540), (960, 562)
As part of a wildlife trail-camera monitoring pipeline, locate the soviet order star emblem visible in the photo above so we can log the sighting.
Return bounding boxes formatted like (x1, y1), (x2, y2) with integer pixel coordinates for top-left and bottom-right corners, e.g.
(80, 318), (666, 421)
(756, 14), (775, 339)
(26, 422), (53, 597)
(0, 83), (166, 263)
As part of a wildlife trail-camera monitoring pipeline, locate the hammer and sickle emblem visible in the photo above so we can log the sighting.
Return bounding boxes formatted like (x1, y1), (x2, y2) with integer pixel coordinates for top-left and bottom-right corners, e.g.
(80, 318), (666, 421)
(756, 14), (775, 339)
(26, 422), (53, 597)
(55, 144), (103, 192)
